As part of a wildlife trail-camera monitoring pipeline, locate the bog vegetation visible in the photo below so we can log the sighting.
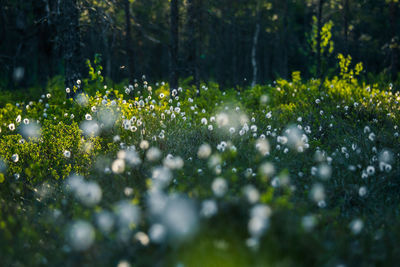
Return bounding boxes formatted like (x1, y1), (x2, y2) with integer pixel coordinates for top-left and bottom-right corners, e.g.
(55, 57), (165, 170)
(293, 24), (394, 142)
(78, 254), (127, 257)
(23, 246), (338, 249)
(1, 54), (400, 266)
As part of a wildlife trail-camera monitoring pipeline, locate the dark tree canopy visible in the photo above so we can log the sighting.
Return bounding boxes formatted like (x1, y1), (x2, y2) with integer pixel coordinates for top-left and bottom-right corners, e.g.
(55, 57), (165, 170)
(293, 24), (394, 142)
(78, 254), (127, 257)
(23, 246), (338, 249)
(0, 0), (399, 91)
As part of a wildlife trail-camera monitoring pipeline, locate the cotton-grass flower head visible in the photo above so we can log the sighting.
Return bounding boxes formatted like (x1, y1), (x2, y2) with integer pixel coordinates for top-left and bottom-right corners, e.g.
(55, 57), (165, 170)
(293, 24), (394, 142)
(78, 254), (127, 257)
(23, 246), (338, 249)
(208, 154), (222, 170)
(317, 164), (332, 180)
(358, 186), (367, 197)
(97, 107), (119, 129)
(310, 183), (325, 203)
(149, 223), (167, 243)
(75, 93), (89, 107)
(8, 123), (15, 131)
(302, 215), (317, 231)
(77, 181), (102, 206)
(248, 204), (272, 239)
(259, 162), (275, 179)
(85, 114), (92, 120)
(67, 220), (95, 251)
(260, 94), (269, 105)
(63, 150), (71, 158)
(283, 125), (308, 152)
(255, 139), (270, 156)
(379, 149), (393, 163)
(80, 120), (100, 136)
(19, 121), (41, 139)
(212, 177), (228, 197)
(112, 159), (126, 174)
(163, 155), (184, 170)
(152, 166), (172, 189)
(161, 194), (198, 240)
(65, 174), (85, 192)
(95, 211), (115, 234)
(366, 166), (375, 176)
(197, 144), (212, 159)
(349, 219), (364, 235)
(114, 200), (141, 229)
(200, 199), (218, 218)
(244, 168), (254, 178)
(134, 231), (150, 246)
(243, 185), (260, 204)
(216, 112), (229, 127)
(140, 140), (149, 150)
(65, 175), (102, 206)
(368, 132), (376, 141)
(146, 147), (162, 162)
(117, 260), (131, 267)
(11, 154), (19, 163)
(124, 149), (142, 166)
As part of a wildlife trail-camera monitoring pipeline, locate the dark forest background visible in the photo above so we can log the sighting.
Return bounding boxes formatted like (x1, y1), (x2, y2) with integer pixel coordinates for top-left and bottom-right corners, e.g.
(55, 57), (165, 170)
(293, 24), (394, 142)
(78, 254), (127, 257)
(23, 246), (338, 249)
(0, 0), (399, 92)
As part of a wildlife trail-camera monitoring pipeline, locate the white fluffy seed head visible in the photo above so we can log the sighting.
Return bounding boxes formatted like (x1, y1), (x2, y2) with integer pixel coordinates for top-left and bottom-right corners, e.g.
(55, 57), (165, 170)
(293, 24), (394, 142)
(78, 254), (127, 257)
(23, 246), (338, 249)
(197, 144), (212, 159)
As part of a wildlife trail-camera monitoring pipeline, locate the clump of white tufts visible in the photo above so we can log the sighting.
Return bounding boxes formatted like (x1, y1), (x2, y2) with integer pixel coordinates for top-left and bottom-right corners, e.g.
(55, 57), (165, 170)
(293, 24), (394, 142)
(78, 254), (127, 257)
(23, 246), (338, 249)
(163, 154), (184, 169)
(97, 108), (118, 129)
(284, 125), (308, 152)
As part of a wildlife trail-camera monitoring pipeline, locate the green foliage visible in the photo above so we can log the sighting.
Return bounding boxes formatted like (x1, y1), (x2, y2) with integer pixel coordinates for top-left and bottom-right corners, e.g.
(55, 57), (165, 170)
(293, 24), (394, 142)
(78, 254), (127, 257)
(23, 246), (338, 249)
(0, 121), (101, 183)
(84, 54), (105, 95)
(2, 65), (400, 266)
(311, 17), (334, 56)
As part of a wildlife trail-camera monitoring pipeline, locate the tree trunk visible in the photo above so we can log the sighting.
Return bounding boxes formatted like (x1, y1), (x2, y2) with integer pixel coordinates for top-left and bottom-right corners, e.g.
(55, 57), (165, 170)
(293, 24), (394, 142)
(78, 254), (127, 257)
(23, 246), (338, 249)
(282, 0), (289, 79)
(186, 0), (200, 93)
(60, 0), (82, 97)
(169, 0), (179, 94)
(389, 0), (398, 81)
(343, 0), (349, 54)
(124, 0), (134, 82)
(251, 21), (260, 87)
(316, 0), (324, 78)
